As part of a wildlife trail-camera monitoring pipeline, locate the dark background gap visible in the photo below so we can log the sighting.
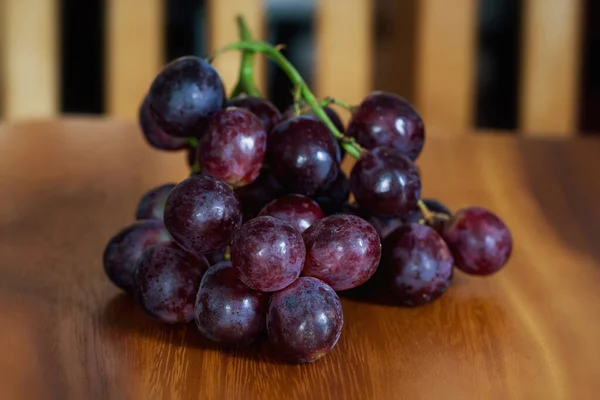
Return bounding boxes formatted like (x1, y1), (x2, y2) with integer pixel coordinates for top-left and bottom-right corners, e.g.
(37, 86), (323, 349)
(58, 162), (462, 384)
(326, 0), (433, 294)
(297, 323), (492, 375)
(580, 0), (600, 134)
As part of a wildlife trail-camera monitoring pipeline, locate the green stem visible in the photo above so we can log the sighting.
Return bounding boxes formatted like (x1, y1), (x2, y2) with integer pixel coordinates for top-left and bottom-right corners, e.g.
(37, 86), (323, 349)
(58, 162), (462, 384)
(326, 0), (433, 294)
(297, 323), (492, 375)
(322, 97), (356, 113)
(215, 40), (364, 159)
(230, 16), (261, 98)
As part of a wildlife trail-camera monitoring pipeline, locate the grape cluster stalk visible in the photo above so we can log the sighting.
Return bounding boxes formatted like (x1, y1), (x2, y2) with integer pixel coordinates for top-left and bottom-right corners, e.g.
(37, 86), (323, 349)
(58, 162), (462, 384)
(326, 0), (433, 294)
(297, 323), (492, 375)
(103, 15), (512, 364)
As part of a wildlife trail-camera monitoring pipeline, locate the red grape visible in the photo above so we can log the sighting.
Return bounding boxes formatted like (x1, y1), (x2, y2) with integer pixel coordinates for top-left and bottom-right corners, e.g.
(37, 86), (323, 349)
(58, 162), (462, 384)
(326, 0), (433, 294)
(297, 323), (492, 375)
(230, 216), (305, 292)
(194, 261), (269, 346)
(103, 220), (171, 292)
(442, 207), (512, 275)
(381, 224), (453, 306)
(148, 56), (225, 138)
(139, 96), (189, 150)
(367, 214), (404, 240)
(163, 174), (242, 255)
(234, 168), (286, 221)
(347, 91), (425, 160)
(135, 183), (176, 221)
(267, 277), (343, 363)
(227, 96), (282, 133)
(268, 116), (341, 196)
(350, 146), (421, 217)
(134, 242), (209, 323)
(197, 107), (267, 187)
(258, 194), (324, 233)
(302, 215), (381, 291)
(313, 171), (350, 215)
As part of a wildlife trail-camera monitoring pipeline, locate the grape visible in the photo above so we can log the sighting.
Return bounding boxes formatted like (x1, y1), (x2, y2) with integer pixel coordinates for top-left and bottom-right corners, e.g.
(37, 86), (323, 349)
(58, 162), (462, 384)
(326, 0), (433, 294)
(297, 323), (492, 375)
(139, 96), (189, 150)
(258, 194), (324, 233)
(135, 183), (176, 221)
(441, 207), (512, 275)
(381, 224), (453, 306)
(350, 146), (421, 217)
(267, 277), (343, 363)
(313, 171), (350, 215)
(194, 261), (269, 346)
(402, 198), (452, 232)
(268, 116), (341, 196)
(347, 91), (424, 160)
(134, 242), (209, 323)
(367, 214), (403, 240)
(227, 96), (282, 133)
(230, 216), (305, 292)
(204, 247), (227, 265)
(103, 220), (171, 292)
(302, 214), (381, 291)
(197, 107), (267, 187)
(163, 174), (242, 255)
(148, 56), (225, 138)
(234, 168), (286, 221)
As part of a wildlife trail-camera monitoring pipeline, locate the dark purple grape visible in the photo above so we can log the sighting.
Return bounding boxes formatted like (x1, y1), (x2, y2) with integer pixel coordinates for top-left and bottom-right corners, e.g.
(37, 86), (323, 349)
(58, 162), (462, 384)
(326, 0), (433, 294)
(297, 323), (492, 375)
(267, 277), (343, 363)
(234, 168), (286, 221)
(302, 215), (381, 291)
(148, 56), (225, 138)
(163, 174), (242, 255)
(313, 171), (350, 214)
(442, 207), (512, 276)
(103, 220), (171, 292)
(135, 183), (176, 221)
(350, 146), (421, 217)
(204, 247), (227, 265)
(367, 214), (403, 240)
(195, 261), (269, 346)
(337, 203), (368, 218)
(258, 194), (324, 233)
(230, 216), (305, 292)
(139, 96), (189, 150)
(134, 242), (209, 323)
(186, 146), (197, 167)
(268, 116), (341, 196)
(347, 91), (424, 160)
(381, 224), (453, 306)
(197, 107), (267, 187)
(402, 198), (452, 232)
(227, 96), (282, 133)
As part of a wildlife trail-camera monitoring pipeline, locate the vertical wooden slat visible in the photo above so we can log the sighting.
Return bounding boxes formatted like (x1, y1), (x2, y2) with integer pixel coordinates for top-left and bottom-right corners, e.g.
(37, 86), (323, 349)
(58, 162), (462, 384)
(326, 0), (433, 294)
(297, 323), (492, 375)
(106, 0), (163, 118)
(1, 0), (59, 120)
(520, 0), (582, 136)
(415, 0), (477, 135)
(207, 0), (266, 96)
(315, 0), (372, 114)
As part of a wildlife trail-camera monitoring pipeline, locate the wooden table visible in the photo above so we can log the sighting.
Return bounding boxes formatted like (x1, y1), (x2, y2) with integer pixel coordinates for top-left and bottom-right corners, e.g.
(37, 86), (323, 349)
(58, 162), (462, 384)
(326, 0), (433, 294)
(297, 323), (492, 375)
(1, 119), (599, 399)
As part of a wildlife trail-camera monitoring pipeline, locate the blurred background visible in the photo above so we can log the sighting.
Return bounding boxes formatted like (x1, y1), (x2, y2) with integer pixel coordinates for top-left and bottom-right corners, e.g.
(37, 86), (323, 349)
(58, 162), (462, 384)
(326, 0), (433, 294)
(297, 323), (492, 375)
(0, 0), (598, 136)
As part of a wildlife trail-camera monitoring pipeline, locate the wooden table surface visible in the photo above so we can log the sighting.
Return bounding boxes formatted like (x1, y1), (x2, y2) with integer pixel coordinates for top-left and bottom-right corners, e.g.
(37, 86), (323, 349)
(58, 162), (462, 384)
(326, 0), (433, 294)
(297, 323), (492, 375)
(1, 119), (599, 399)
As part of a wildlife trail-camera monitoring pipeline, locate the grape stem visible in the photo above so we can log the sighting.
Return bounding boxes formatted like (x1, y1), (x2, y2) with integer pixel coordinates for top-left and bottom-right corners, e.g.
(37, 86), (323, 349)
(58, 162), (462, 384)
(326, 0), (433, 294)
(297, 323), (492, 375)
(188, 137), (198, 148)
(215, 39), (364, 160)
(322, 97), (356, 113)
(417, 199), (435, 224)
(230, 16), (261, 98)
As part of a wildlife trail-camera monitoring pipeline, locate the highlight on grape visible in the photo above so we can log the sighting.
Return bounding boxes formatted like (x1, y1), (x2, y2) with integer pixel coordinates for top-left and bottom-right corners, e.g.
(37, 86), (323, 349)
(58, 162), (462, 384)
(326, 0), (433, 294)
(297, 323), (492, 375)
(103, 16), (512, 364)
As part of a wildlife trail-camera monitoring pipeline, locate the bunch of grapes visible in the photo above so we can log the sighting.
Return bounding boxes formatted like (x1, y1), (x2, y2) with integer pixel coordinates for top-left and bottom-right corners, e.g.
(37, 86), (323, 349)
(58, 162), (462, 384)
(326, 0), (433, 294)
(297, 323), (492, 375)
(103, 17), (512, 364)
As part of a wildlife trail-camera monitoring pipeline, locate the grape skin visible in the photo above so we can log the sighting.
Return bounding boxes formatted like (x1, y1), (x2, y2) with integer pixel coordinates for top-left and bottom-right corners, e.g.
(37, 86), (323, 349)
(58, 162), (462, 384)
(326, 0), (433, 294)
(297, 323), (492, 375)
(381, 224), (453, 306)
(139, 96), (189, 150)
(313, 171), (350, 215)
(148, 56), (225, 138)
(230, 216), (305, 292)
(234, 168), (286, 221)
(103, 220), (171, 292)
(163, 174), (242, 255)
(135, 183), (176, 221)
(258, 194), (324, 233)
(442, 207), (512, 275)
(227, 96), (282, 133)
(267, 277), (343, 363)
(134, 242), (210, 323)
(302, 215), (381, 291)
(197, 107), (267, 187)
(350, 146), (421, 217)
(195, 261), (269, 346)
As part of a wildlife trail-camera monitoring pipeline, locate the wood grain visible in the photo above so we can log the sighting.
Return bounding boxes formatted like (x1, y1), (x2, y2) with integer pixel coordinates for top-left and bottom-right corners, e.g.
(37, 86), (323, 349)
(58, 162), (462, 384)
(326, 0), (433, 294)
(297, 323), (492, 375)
(519, 0), (583, 136)
(207, 0), (266, 96)
(415, 0), (478, 135)
(105, 0), (164, 118)
(1, 119), (600, 399)
(315, 0), (372, 120)
(0, 0), (59, 120)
